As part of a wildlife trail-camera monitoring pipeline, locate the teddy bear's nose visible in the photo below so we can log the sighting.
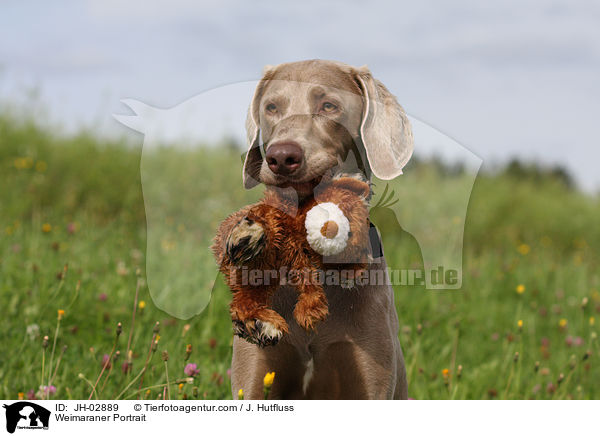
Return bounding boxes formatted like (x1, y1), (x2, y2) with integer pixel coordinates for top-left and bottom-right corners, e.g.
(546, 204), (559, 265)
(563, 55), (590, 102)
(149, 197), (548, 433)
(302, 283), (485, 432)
(266, 141), (303, 175)
(320, 220), (339, 239)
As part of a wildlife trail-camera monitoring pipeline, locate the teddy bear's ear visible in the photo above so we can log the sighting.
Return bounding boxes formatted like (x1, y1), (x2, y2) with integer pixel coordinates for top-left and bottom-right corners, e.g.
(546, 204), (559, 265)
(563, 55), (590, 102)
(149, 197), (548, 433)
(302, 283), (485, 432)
(331, 175), (371, 199)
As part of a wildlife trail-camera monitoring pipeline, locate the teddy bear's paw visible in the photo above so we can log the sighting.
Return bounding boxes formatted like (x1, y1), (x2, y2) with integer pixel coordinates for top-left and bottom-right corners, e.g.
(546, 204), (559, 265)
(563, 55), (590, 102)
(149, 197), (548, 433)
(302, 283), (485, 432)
(226, 216), (265, 265)
(232, 318), (286, 348)
(232, 319), (263, 345)
(293, 298), (329, 331)
(255, 320), (285, 345)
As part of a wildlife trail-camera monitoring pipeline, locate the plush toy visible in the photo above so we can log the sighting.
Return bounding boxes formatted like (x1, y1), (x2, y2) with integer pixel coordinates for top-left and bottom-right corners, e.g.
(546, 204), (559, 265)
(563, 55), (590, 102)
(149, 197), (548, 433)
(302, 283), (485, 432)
(212, 175), (371, 347)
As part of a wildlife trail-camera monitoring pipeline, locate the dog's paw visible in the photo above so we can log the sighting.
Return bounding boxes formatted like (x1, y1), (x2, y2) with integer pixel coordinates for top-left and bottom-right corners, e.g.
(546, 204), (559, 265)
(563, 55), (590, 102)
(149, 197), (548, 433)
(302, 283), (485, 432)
(226, 216), (265, 264)
(232, 318), (285, 348)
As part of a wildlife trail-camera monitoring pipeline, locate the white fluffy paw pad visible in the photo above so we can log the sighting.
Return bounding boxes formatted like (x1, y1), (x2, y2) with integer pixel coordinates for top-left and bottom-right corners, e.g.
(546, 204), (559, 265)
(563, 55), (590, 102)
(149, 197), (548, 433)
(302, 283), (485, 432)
(233, 319), (283, 348)
(257, 321), (283, 341)
(254, 320), (283, 347)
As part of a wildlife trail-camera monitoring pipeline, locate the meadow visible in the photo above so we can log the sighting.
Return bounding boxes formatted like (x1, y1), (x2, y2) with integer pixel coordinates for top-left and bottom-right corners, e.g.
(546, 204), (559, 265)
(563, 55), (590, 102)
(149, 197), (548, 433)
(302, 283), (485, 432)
(1, 112), (599, 400)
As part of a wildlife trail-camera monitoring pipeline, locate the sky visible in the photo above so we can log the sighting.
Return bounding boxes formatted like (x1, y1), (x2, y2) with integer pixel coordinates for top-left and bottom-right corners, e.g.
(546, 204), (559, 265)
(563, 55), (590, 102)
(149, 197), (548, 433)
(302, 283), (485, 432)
(1, 0), (599, 191)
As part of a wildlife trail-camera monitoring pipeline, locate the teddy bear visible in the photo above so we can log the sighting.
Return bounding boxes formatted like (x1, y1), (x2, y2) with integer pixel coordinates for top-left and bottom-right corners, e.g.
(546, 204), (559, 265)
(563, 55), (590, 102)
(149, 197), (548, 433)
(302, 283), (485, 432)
(212, 175), (371, 347)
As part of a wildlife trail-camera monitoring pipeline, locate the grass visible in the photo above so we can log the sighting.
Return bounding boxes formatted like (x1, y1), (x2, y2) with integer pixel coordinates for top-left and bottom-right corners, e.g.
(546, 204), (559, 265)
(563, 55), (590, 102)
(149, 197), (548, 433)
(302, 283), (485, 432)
(0, 112), (599, 400)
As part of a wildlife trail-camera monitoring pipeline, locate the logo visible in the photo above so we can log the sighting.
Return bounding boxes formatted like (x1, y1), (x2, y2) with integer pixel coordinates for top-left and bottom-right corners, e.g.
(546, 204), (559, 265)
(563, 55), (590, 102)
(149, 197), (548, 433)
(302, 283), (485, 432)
(2, 402), (50, 433)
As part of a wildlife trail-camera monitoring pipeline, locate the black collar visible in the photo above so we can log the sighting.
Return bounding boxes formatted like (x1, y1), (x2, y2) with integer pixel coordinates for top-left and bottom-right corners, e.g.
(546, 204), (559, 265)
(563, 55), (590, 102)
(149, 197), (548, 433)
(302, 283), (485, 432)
(368, 221), (383, 259)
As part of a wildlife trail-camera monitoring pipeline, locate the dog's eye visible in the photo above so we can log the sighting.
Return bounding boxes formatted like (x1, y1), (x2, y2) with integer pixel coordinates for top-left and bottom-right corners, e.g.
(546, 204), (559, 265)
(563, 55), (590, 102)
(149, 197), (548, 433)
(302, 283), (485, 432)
(265, 103), (277, 113)
(321, 102), (337, 113)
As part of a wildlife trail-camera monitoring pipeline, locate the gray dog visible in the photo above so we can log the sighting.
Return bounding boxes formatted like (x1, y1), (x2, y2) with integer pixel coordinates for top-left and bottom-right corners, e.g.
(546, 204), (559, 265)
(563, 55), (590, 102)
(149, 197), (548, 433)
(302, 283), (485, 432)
(222, 59), (413, 399)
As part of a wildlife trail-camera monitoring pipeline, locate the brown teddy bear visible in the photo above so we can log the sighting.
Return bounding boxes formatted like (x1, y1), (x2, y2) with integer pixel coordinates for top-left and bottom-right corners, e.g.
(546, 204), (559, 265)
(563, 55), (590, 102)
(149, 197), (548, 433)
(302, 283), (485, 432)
(212, 175), (371, 347)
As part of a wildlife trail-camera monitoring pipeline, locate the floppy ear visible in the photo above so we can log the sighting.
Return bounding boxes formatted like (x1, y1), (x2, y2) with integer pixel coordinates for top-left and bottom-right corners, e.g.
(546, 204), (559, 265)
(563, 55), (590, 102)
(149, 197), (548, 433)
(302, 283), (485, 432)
(354, 66), (414, 179)
(242, 65), (276, 189)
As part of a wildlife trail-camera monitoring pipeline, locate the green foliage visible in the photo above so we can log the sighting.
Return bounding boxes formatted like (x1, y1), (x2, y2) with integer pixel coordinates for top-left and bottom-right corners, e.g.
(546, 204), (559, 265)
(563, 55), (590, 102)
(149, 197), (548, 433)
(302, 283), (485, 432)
(0, 113), (598, 399)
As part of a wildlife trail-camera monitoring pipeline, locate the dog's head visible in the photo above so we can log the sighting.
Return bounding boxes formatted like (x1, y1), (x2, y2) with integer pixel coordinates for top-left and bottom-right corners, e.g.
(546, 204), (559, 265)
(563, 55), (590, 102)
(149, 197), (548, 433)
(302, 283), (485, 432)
(242, 59), (413, 196)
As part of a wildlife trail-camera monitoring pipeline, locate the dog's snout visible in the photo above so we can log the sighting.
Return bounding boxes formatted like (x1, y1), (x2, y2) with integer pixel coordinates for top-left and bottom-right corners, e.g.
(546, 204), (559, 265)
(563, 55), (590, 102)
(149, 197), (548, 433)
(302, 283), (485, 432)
(265, 141), (303, 175)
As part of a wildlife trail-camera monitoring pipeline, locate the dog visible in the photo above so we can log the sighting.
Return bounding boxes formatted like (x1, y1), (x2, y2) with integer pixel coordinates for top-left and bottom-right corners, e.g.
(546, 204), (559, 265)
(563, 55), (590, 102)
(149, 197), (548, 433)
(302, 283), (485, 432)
(221, 59), (413, 399)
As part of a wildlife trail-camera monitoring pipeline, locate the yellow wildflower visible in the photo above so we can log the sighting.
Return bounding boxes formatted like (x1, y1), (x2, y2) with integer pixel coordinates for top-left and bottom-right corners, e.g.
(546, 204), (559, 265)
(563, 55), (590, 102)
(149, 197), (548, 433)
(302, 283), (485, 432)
(57, 309), (65, 320)
(42, 223), (52, 233)
(517, 320), (523, 329)
(517, 243), (530, 255)
(516, 284), (526, 294)
(559, 319), (568, 328)
(263, 371), (275, 388)
(590, 316), (595, 326)
(14, 157), (34, 169)
(178, 383), (184, 391)
(17, 392), (24, 400)
(138, 300), (146, 310)
(237, 388), (244, 400)
(442, 368), (450, 377)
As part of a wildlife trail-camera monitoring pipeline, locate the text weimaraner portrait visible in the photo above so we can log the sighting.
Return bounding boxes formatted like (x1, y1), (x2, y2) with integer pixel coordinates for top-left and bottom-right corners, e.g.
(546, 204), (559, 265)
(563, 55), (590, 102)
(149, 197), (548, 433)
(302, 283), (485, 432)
(219, 59), (414, 399)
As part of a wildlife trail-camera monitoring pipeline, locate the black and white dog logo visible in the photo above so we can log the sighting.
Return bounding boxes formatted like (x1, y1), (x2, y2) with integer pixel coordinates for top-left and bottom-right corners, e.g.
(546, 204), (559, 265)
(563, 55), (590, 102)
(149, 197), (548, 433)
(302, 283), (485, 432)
(3, 402), (51, 433)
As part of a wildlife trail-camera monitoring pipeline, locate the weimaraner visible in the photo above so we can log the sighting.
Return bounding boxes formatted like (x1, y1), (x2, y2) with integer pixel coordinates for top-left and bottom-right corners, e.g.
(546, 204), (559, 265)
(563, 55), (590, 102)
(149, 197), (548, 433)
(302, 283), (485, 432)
(216, 59), (413, 399)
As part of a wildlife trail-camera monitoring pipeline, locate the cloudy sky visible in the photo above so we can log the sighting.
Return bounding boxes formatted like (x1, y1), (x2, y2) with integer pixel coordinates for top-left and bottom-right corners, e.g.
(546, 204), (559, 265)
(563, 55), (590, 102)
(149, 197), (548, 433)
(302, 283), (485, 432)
(1, 0), (599, 191)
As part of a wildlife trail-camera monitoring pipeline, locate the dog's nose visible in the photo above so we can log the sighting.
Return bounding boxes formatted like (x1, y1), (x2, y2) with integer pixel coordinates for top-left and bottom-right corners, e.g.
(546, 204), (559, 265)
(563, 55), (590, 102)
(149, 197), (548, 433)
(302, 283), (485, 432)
(265, 141), (303, 175)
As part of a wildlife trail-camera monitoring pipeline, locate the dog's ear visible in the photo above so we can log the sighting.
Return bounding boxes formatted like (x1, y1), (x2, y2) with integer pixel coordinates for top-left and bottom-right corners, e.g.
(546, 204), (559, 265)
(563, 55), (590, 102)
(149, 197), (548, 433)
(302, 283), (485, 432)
(354, 66), (414, 180)
(243, 65), (276, 189)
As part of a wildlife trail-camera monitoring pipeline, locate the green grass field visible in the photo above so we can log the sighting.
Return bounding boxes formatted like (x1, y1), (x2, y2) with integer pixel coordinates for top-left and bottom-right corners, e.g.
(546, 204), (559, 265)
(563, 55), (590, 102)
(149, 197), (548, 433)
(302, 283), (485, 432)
(1, 113), (599, 400)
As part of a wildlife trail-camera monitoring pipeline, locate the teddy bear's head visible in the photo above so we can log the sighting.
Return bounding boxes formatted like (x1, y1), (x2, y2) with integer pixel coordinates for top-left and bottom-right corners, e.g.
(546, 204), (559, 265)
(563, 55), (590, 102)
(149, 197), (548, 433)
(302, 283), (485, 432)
(305, 176), (371, 264)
